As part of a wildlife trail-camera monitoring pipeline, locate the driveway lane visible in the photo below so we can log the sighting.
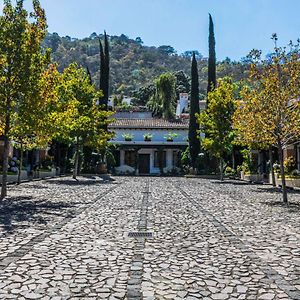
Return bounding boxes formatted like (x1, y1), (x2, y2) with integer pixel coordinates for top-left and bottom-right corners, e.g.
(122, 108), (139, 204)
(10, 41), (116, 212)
(0, 177), (299, 299)
(0, 177), (144, 299)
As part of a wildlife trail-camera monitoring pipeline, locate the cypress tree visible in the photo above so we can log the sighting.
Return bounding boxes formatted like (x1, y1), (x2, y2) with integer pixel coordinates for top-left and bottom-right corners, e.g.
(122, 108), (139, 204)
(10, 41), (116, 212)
(189, 52), (200, 169)
(98, 37), (105, 106)
(86, 66), (92, 85)
(207, 14), (216, 98)
(104, 31), (110, 102)
(98, 31), (110, 110)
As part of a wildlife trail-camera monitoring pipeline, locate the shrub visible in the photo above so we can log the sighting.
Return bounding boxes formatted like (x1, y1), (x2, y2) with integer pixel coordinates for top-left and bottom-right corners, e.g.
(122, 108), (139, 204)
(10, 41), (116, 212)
(224, 166), (236, 176)
(181, 147), (190, 170)
(236, 165), (243, 173)
(40, 156), (54, 171)
(291, 169), (300, 176)
(273, 162), (280, 172)
(283, 157), (297, 174)
(240, 149), (255, 173)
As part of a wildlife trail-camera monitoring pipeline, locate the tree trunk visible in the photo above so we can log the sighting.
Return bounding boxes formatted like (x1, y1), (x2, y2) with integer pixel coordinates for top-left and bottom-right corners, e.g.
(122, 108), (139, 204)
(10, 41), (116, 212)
(220, 158), (224, 181)
(17, 143), (24, 185)
(73, 142), (79, 180)
(269, 146), (276, 187)
(278, 141), (288, 204)
(158, 148), (164, 175)
(1, 135), (10, 199)
(62, 146), (68, 175)
(1, 108), (11, 200)
(57, 142), (61, 170)
(78, 145), (83, 175)
(232, 150), (236, 170)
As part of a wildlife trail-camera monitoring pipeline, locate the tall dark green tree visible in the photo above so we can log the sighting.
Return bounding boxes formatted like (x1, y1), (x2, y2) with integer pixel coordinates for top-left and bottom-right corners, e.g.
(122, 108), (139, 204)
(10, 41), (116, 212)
(99, 31), (110, 109)
(104, 31), (110, 99)
(189, 53), (200, 169)
(207, 14), (216, 97)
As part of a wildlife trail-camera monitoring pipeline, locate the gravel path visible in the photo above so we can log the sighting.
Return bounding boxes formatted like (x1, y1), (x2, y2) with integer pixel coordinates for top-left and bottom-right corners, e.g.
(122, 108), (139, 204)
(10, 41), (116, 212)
(0, 176), (299, 299)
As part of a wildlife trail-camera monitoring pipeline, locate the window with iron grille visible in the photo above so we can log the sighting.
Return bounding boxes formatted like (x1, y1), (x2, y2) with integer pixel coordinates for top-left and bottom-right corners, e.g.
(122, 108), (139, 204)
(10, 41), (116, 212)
(125, 151), (136, 167)
(154, 151), (166, 168)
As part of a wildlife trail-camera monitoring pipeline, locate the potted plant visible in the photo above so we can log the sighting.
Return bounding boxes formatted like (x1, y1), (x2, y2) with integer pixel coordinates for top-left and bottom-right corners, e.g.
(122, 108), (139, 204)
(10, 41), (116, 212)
(39, 156), (56, 178)
(122, 133), (134, 141)
(224, 166), (236, 178)
(143, 133), (153, 142)
(275, 157), (300, 188)
(164, 132), (178, 142)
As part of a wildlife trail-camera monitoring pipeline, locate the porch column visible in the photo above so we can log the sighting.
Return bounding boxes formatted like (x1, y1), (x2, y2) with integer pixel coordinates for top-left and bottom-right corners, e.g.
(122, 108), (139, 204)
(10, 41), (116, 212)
(166, 149), (173, 168)
(134, 148), (140, 175)
(158, 147), (164, 175)
(120, 149), (125, 166)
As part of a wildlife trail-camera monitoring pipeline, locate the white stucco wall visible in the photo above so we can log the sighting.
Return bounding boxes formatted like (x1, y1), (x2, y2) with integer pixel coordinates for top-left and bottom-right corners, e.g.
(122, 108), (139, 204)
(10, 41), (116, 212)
(111, 128), (192, 174)
(112, 128), (189, 143)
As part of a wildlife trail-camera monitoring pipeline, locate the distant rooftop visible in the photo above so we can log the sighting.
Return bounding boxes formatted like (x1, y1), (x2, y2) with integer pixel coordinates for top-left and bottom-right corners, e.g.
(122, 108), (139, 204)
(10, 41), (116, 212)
(113, 106), (149, 112)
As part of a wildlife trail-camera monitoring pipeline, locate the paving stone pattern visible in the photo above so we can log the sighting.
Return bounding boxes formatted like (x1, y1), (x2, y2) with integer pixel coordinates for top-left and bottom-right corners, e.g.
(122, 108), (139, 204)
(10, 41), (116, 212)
(0, 176), (299, 299)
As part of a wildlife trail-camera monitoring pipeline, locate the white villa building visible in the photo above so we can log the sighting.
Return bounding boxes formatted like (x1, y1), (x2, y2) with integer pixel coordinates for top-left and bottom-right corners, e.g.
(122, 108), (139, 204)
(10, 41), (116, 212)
(108, 93), (208, 175)
(109, 110), (189, 175)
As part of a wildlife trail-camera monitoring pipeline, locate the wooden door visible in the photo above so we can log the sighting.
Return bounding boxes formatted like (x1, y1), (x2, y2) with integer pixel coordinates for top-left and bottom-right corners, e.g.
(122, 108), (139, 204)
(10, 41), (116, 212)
(139, 154), (150, 174)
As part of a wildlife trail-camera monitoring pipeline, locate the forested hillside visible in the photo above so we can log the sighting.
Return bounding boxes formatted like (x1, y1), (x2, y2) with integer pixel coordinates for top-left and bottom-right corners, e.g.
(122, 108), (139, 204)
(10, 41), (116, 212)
(43, 32), (249, 99)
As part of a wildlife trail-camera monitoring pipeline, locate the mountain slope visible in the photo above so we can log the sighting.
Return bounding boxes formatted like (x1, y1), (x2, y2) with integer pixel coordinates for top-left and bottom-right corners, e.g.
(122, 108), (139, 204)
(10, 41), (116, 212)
(43, 33), (249, 97)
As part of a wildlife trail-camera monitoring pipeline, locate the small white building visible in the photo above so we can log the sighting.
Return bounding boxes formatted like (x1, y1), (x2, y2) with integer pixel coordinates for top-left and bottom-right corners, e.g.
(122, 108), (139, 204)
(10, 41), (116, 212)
(176, 93), (207, 117)
(176, 93), (189, 116)
(109, 111), (188, 175)
(122, 96), (133, 106)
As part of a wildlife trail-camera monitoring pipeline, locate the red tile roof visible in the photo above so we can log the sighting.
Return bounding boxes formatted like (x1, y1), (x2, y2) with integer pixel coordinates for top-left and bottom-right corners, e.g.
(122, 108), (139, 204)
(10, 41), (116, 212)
(109, 118), (189, 129)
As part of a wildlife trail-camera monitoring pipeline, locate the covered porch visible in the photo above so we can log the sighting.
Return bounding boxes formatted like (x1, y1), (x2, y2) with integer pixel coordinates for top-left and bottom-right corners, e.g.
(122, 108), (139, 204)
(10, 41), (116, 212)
(115, 144), (185, 175)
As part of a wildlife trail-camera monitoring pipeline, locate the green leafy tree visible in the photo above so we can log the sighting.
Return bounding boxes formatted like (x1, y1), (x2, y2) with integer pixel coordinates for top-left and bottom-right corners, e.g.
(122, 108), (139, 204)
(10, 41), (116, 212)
(11, 64), (60, 183)
(198, 78), (236, 180)
(0, 0), (49, 198)
(174, 70), (190, 98)
(132, 83), (155, 106)
(233, 37), (300, 203)
(207, 14), (217, 97)
(189, 53), (200, 170)
(55, 64), (113, 179)
(147, 73), (176, 119)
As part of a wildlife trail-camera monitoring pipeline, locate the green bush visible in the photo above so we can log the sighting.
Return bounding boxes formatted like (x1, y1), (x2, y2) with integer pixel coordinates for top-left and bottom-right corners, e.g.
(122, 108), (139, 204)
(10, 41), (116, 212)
(284, 157), (297, 174)
(236, 165), (243, 173)
(40, 156), (54, 171)
(224, 166), (236, 176)
(240, 149), (255, 173)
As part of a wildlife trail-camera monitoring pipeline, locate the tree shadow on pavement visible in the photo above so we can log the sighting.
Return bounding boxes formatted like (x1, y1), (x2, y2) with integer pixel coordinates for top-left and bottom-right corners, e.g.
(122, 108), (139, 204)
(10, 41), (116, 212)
(0, 196), (74, 233)
(211, 180), (250, 186)
(254, 186), (300, 195)
(261, 199), (300, 213)
(46, 176), (116, 186)
(21, 184), (49, 190)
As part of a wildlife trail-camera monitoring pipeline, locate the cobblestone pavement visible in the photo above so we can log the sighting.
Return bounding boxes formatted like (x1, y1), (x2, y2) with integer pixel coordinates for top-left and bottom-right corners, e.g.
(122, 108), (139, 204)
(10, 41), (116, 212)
(0, 176), (299, 299)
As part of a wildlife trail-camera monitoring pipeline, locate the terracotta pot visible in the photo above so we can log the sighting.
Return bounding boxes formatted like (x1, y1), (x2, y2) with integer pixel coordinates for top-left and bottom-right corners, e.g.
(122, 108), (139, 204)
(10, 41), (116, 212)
(98, 163), (107, 174)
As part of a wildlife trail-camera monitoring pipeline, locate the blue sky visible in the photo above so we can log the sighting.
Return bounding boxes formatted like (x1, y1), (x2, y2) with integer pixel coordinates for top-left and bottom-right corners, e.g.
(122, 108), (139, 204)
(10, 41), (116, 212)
(1, 0), (300, 61)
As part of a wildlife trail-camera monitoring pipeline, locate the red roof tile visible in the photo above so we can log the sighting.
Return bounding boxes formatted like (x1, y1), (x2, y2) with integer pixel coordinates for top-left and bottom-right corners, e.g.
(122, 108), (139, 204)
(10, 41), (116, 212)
(109, 118), (189, 129)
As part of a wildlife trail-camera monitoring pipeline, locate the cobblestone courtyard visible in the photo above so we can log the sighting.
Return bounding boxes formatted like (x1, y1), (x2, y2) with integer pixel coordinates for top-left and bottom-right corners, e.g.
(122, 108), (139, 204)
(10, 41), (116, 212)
(0, 176), (299, 300)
